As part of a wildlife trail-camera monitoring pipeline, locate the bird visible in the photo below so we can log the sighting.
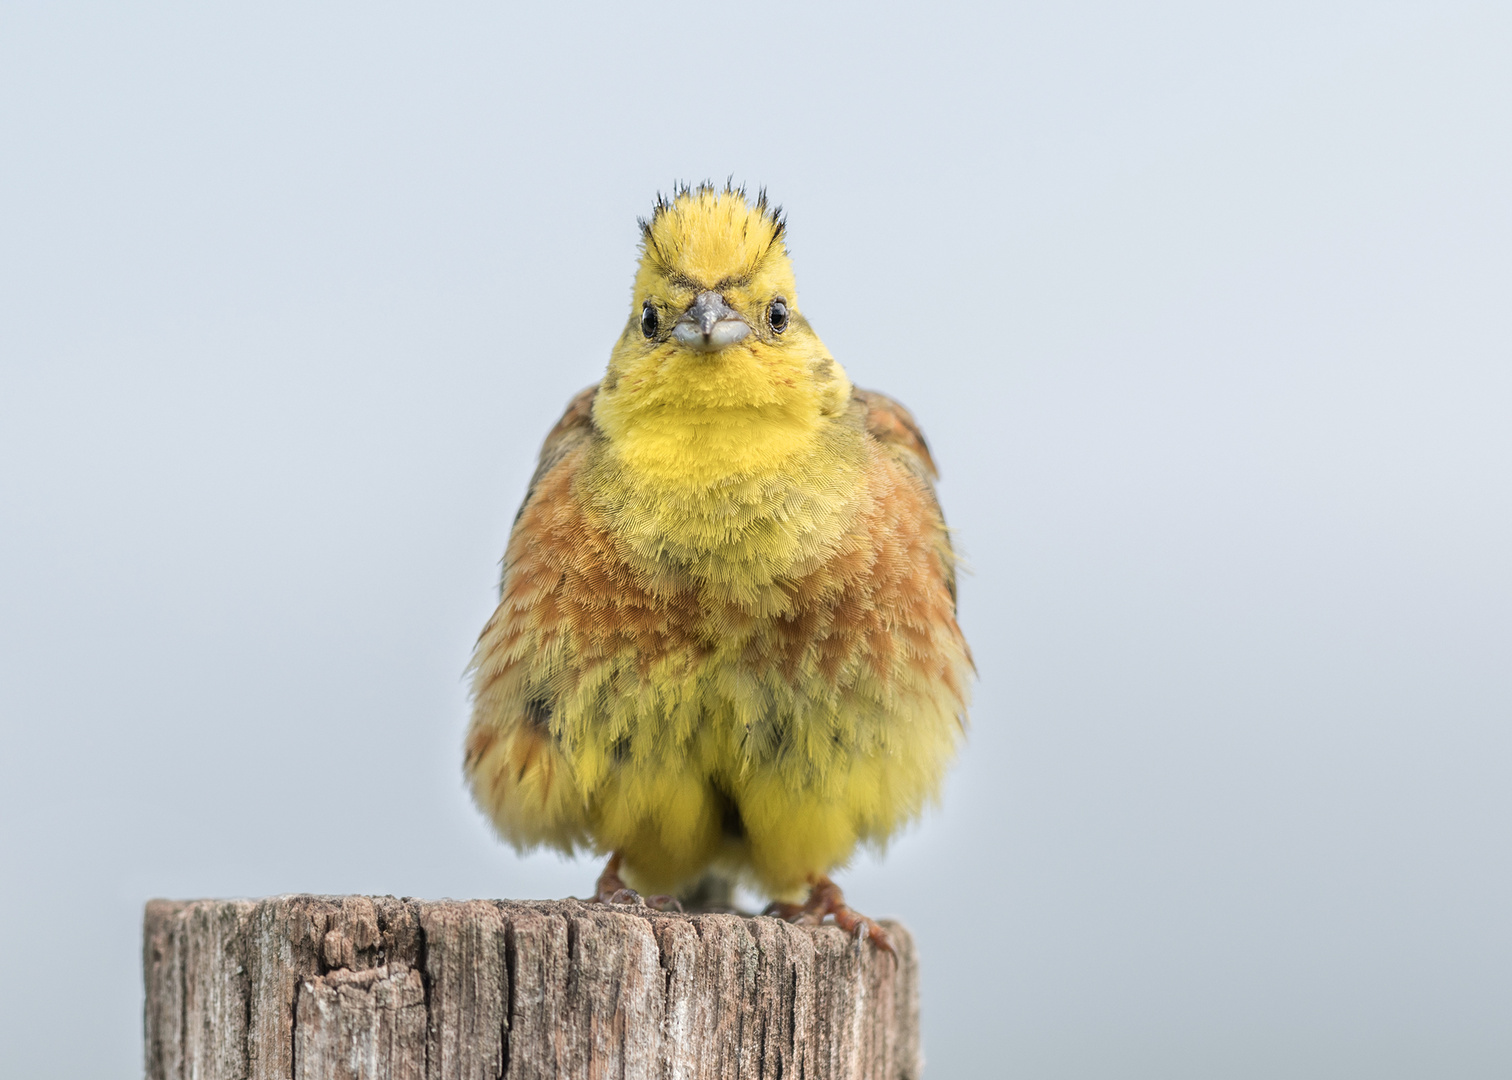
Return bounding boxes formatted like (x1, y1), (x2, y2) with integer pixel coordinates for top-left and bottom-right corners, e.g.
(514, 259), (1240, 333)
(464, 183), (972, 947)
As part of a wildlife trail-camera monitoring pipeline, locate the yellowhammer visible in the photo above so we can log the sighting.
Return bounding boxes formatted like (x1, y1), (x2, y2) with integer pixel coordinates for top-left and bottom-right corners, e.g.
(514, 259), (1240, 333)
(465, 183), (972, 947)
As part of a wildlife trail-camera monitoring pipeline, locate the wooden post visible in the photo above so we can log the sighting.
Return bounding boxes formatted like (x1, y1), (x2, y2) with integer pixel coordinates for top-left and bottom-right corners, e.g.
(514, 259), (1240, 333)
(143, 895), (920, 1080)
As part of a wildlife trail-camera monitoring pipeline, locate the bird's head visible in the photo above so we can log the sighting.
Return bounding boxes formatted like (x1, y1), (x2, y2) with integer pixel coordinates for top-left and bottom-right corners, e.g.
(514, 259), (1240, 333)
(594, 184), (852, 482)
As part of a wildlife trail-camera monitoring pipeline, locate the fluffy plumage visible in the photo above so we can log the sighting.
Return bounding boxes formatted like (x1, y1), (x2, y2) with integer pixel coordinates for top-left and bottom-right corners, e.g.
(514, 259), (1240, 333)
(465, 184), (971, 917)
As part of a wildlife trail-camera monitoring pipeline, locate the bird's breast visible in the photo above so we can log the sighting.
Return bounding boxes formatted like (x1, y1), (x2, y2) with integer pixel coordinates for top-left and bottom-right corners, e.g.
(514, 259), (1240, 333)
(581, 420), (870, 615)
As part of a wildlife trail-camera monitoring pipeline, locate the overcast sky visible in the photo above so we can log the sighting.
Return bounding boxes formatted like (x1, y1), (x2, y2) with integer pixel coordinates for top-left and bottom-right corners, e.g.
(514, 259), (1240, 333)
(2, 3), (1509, 1077)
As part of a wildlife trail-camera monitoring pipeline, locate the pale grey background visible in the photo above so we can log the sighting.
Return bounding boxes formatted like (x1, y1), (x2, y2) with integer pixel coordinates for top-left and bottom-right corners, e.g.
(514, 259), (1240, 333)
(2, 2), (1508, 1076)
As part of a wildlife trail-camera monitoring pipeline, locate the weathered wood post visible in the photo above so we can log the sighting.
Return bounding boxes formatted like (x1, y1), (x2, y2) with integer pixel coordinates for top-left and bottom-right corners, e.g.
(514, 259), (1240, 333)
(143, 895), (920, 1079)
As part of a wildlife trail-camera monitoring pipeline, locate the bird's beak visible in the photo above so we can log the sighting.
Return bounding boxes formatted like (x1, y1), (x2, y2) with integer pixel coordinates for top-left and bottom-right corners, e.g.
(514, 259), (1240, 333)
(673, 291), (750, 352)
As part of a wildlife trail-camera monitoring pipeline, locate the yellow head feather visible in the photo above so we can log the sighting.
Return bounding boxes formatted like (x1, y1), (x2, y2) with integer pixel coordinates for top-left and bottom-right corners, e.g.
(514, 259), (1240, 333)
(638, 183), (790, 293)
(592, 184), (853, 489)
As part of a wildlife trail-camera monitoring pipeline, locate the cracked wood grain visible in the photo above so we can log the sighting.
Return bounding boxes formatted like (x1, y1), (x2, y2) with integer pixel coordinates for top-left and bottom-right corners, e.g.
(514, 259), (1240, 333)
(143, 896), (920, 1080)
(296, 965), (427, 1080)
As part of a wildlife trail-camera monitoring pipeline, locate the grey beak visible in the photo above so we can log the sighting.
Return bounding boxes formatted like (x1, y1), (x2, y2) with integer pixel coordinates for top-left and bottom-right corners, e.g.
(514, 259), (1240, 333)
(673, 291), (751, 351)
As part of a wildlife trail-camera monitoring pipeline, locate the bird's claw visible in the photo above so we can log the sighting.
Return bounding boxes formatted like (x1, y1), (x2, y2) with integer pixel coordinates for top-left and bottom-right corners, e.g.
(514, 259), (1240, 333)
(764, 877), (895, 953)
(587, 854), (683, 911)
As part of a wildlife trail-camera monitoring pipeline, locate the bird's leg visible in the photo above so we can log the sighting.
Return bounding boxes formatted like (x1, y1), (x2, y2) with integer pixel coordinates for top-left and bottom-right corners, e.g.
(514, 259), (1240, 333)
(764, 876), (894, 953)
(591, 852), (637, 904)
(588, 853), (682, 912)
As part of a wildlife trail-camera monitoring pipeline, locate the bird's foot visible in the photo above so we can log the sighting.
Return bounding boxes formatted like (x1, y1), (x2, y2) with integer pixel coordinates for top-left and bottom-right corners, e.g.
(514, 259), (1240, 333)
(763, 876), (894, 953)
(587, 853), (683, 912)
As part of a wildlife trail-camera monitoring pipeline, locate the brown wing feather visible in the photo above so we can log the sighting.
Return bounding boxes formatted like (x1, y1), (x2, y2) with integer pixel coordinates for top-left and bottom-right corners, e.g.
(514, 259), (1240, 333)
(468, 384), (603, 851)
(853, 387), (938, 480)
(852, 387), (958, 607)
(502, 384), (600, 589)
(519, 385), (598, 510)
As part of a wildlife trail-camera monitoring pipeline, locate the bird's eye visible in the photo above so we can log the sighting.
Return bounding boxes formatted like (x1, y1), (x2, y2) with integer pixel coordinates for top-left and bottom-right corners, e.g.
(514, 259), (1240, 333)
(640, 301), (659, 339)
(768, 298), (789, 334)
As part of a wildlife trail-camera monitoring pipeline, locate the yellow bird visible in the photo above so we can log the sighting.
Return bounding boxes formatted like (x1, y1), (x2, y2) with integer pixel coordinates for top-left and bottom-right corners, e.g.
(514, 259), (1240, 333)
(465, 183), (972, 945)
